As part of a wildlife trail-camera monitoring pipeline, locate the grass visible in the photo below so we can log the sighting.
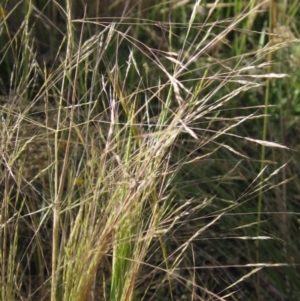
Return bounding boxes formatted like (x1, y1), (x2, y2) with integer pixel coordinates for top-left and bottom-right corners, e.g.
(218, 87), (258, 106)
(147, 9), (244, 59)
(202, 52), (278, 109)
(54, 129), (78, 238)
(0, 0), (300, 300)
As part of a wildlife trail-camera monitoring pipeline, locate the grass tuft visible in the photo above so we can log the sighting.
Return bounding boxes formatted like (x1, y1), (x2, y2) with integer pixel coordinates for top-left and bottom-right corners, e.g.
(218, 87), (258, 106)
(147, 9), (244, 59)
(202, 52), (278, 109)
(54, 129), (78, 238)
(1, 1), (300, 301)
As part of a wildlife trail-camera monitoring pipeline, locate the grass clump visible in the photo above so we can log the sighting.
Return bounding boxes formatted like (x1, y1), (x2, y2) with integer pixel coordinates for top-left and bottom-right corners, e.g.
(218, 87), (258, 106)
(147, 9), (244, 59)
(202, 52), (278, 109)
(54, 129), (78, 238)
(0, 1), (300, 301)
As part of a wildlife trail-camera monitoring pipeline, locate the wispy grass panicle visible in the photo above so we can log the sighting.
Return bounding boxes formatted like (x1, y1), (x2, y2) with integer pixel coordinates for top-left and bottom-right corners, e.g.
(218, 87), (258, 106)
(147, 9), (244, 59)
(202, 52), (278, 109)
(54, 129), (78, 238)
(0, 1), (299, 301)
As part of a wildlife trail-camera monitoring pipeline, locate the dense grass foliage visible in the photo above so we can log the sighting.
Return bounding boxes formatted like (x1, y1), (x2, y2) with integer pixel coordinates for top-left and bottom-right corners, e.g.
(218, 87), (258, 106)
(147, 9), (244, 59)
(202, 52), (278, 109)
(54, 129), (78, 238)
(0, 1), (299, 301)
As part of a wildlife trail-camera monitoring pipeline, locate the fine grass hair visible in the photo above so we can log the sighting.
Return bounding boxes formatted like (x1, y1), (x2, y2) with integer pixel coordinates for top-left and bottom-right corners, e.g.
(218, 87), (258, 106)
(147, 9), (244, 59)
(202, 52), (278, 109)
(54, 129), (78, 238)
(1, 1), (299, 301)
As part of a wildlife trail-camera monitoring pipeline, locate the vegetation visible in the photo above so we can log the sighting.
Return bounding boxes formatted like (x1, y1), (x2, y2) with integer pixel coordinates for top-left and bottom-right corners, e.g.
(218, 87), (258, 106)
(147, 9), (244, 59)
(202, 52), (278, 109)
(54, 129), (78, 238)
(0, 0), (299, 300)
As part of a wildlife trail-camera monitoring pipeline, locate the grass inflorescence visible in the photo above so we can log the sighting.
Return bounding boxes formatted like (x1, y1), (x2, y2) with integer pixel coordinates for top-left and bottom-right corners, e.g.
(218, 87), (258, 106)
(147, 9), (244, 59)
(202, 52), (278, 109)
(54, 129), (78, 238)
(0, 1), (300, 301)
